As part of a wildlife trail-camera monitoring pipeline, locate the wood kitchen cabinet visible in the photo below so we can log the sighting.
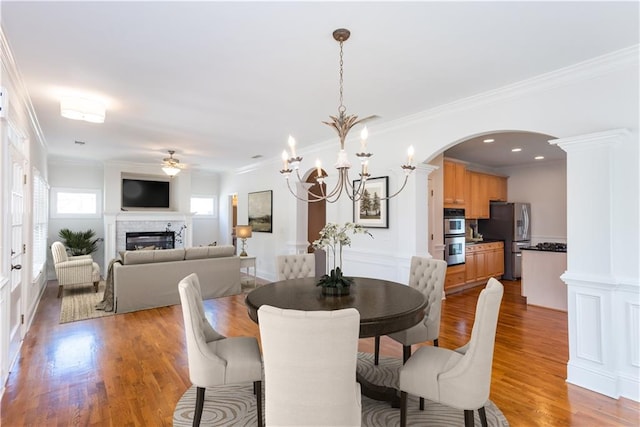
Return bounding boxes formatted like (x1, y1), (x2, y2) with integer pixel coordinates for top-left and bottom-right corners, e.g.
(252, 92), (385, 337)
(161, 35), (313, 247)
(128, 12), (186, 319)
(487, 174), (508, 202)
(465, 171), (508, 219)
(443, 160), (466, 208)
(447, 241), (505, 294)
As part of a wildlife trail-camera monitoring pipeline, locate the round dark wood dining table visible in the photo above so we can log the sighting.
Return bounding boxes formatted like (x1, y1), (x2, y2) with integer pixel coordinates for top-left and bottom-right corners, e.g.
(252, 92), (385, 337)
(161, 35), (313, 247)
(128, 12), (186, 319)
(245, 276), (427, 406)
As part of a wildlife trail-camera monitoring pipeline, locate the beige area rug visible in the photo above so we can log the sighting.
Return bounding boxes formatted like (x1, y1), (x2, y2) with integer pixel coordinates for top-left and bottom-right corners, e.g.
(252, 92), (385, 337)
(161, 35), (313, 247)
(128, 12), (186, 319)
(59, 281), (114, 324)
(173, 352), (510, 426)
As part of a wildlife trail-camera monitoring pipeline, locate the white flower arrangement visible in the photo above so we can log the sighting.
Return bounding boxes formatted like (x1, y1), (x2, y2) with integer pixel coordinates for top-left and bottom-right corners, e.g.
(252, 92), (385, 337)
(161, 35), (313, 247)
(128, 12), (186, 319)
(312, 222), (373, 278)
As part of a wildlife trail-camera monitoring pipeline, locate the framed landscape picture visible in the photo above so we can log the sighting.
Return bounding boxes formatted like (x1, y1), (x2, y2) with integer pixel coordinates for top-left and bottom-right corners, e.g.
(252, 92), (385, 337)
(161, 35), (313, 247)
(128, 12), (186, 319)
(352, 176), (389, 228)
(248, 190), (273, 233)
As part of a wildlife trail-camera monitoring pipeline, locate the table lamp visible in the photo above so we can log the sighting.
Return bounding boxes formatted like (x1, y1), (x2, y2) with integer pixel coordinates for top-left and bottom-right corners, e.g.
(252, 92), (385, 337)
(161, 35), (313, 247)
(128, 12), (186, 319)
(236, 225), (252, 257)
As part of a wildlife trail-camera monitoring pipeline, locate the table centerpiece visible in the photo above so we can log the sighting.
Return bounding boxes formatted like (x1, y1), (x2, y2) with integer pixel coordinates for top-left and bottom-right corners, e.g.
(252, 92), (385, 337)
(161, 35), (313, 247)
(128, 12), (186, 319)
(312, 222), (372, 296)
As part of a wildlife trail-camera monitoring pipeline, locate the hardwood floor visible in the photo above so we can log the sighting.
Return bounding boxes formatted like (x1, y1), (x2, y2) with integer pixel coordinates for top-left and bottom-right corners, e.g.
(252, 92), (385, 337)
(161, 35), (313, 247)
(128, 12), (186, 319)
(2, 279), (638, 426)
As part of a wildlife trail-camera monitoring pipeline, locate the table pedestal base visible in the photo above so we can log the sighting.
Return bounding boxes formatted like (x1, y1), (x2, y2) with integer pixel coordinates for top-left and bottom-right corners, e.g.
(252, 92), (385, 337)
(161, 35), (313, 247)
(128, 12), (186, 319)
(357, 372), (401, 407)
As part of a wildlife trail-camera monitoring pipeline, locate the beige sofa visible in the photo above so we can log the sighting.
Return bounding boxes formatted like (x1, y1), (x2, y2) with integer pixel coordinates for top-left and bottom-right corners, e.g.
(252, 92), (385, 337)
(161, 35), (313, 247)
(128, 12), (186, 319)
(113, 245), (241, 313)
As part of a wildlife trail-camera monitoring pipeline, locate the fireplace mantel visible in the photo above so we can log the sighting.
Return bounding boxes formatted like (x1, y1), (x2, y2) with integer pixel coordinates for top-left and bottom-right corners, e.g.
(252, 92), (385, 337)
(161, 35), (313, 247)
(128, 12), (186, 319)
(103, 211), (194, 268)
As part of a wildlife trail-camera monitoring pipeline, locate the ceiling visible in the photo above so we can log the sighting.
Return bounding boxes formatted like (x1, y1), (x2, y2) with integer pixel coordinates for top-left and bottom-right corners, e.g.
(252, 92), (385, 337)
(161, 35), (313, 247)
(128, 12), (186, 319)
(1, 2), (637, 173)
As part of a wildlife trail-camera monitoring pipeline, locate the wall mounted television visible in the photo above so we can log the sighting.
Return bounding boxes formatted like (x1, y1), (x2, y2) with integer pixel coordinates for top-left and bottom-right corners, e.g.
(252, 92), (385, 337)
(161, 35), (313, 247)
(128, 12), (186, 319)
(122, 178), (170, 208)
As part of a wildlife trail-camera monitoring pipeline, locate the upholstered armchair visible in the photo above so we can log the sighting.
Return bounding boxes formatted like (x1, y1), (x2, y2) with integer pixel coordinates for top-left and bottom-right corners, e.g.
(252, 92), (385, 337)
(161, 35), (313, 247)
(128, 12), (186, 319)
(178, 273), (263, 427)
(258, 305), (361, 426)
(375, 257), (447, 364)
(399, 278), (504, 427)
(276, 253), (315, 280)
(51, 241), (101, 298)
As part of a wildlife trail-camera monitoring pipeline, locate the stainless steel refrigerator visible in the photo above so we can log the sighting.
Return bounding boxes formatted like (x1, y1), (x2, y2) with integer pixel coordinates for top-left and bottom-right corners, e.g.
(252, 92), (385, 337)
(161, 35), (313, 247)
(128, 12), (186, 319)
(478, 202), (531, 280)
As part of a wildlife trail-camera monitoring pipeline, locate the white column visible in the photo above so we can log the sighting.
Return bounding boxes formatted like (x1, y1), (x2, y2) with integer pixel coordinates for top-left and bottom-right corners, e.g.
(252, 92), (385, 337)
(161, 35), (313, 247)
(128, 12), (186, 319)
(284, 181), (312, 254)
(551, 128), (639, 400)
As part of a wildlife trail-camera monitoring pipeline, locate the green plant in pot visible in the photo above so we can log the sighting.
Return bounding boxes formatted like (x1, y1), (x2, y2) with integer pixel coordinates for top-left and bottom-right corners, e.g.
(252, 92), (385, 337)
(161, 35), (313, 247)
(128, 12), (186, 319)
(58, 228), (100, 256)
(312, 222), (372, 295)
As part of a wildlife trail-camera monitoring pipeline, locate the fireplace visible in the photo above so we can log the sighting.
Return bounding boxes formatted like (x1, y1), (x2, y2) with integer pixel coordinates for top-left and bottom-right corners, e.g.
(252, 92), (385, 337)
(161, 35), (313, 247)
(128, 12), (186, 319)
(126, 231), (175, 250)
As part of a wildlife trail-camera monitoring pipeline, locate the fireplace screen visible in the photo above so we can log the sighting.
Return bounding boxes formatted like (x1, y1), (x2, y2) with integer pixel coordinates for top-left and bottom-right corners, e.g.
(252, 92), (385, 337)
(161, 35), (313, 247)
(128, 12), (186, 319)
(126, 231), (175, 250)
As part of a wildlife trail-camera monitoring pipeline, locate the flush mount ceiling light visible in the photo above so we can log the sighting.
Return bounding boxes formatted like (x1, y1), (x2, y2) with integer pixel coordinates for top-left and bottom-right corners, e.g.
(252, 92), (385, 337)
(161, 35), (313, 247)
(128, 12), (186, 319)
(280, 28), (415, 203)
(161, 150), (183, 177)
(60, 96), (106, 123)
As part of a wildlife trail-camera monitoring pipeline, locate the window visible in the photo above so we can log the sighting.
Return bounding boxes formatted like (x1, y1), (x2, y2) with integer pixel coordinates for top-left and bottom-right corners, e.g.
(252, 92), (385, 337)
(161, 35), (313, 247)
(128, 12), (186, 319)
(32, 171), (49, 277)
(50, 188), (102, 219)
(191, 196), (217, 217)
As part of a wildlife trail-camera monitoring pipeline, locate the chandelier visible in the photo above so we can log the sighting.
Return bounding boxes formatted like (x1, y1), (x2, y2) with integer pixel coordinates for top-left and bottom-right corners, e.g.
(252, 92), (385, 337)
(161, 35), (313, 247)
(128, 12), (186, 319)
(280, 28), (415, 203)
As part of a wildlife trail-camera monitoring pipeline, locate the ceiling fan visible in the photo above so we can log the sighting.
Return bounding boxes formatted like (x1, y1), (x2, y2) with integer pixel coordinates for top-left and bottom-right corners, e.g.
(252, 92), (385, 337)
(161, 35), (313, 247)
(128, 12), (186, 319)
(161, 150), (185, 177)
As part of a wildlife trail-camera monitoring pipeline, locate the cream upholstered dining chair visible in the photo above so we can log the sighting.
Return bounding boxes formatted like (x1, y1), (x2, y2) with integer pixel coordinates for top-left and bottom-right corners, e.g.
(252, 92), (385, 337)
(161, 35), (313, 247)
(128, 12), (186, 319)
(258, 305), (361, 426)
(51, 241), (101, 298)
(276, 253), (315, 280)
(399, 278), (504, 427)
(374, 257), (447, 364)
(178, 273), (263, 427)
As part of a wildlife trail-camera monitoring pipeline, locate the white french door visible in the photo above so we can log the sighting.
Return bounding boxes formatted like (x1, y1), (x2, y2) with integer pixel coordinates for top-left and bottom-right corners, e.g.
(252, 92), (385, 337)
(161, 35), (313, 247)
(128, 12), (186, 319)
(8, 145), (25, 366)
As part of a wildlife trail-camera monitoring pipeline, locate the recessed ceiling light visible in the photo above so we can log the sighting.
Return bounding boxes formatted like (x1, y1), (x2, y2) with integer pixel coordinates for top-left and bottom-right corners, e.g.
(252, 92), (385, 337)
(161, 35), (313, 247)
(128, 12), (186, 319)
(483, 138), (495, 143)
(534, 156), (544, 160)
(74, 140), (86, 145)
(511, 148), (522, 152)
(251, 154), (263, 159)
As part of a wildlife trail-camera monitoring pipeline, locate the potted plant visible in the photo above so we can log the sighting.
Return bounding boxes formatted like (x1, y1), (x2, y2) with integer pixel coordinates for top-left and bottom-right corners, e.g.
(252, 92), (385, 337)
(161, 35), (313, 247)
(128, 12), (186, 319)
(58, 228), (100, 256)
(312, 222), (372, 295)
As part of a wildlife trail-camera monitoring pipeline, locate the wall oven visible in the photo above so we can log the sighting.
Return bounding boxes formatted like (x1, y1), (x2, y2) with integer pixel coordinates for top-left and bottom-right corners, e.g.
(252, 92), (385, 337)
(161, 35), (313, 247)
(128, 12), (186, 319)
(444, 208), (465, 266)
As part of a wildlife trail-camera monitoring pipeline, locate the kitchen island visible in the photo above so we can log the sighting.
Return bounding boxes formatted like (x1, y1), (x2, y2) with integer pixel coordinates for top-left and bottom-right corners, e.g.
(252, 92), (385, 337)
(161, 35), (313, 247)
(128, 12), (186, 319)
(521, 244), (567, 311)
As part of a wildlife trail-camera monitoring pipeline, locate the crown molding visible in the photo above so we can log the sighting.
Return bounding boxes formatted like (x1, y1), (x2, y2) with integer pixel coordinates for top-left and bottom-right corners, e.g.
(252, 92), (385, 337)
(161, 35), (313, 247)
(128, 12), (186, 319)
(0, 27), (48, 151)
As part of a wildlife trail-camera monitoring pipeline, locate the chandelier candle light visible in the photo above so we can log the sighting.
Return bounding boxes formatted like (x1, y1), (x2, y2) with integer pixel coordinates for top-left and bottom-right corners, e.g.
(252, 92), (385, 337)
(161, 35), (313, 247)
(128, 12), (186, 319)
(280, 28), (415, 203)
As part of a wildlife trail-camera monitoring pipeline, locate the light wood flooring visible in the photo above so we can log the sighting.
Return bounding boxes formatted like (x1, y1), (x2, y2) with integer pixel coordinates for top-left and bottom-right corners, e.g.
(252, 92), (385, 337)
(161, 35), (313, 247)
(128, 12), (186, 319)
(1, 279), (638, 426)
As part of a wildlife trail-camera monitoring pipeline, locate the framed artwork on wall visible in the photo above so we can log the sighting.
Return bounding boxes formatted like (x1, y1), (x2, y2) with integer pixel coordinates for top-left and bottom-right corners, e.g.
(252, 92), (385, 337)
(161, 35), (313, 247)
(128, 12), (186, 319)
(248, 190), (273, 233)
(352, 176), (389, 228)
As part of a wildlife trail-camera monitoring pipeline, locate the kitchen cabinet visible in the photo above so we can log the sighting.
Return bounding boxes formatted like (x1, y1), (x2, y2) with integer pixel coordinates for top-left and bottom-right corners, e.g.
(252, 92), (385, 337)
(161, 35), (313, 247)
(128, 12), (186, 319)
(465, 171), (507, 219)
(487, 174), (508, 202)
(443, 160), (466, 208)
(447, 241), (504, 294)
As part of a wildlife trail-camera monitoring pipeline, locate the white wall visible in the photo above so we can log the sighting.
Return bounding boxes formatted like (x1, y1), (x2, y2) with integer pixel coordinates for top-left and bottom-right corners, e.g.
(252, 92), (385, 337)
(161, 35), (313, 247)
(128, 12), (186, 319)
(47, 161), (105, 278)
(191, 171), (221, 247)
(499, 160), (567, 244)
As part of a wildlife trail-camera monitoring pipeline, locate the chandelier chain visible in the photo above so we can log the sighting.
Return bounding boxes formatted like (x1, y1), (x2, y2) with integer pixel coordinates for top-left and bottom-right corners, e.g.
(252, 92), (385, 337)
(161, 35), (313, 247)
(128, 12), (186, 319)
(338, 40), (345, 114)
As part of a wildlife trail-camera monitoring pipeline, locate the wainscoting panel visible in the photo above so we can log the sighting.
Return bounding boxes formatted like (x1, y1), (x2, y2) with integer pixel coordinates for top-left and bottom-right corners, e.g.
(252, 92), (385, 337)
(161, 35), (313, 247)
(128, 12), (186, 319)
(575, 293), (603, 363)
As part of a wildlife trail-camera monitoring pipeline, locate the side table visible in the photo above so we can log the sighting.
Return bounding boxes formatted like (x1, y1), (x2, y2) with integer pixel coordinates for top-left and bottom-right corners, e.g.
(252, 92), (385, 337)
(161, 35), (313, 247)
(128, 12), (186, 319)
(240, 256), (257, 288)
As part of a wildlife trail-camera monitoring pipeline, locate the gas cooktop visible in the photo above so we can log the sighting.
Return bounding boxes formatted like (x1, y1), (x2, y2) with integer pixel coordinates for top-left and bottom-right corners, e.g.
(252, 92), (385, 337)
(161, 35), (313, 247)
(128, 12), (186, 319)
(534, 242), (567, 252)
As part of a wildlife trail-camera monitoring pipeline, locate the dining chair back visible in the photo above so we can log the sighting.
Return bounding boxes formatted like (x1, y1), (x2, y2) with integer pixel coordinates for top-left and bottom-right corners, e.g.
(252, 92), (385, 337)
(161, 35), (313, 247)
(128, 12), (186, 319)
(375, 256), (447, 363)
(179, 273), (263, 427)
(258, 304), (361, 426)
(398, 278), (504, 427)
(276, 253), (316, 280)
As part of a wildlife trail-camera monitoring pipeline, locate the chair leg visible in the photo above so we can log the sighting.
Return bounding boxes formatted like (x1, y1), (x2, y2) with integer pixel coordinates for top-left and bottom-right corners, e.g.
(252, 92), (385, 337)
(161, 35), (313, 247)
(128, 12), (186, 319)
(374, 336), (380, 365)
(420, 397), (425, 411)
(464, 409), (475, 427)
(478, 406), (488, 427)
(402, 345), (412, 364)
(193, 386), (205, 427)
(433, 338), (439, 347)
(57, 285), (63, 298)
(94, 281), (99, 293)
(255, 380), (263, 427)
(400, 391), (408, 427)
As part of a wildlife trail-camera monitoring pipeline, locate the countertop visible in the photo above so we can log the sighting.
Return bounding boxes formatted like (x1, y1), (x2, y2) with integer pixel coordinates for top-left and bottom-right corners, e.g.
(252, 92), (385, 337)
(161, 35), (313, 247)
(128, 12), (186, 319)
(465, 239), (502, 246)
(522, 246), (567, 253)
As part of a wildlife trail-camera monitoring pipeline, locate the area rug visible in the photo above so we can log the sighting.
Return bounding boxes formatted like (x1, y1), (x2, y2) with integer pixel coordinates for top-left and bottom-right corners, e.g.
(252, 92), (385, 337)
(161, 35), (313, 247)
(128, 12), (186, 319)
(59, 281), (114, 324)
(173, 352), (509, 426)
